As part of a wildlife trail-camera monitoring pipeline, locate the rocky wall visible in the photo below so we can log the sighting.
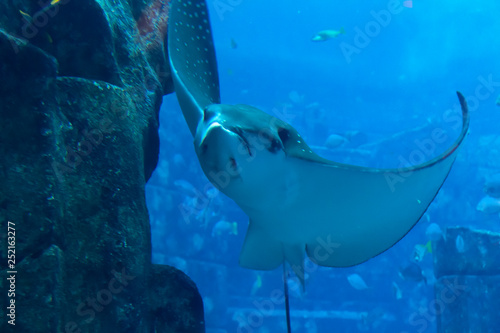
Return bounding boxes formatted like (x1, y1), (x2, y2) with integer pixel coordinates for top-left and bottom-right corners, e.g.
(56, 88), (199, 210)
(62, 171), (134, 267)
(0, 0), (204, 331)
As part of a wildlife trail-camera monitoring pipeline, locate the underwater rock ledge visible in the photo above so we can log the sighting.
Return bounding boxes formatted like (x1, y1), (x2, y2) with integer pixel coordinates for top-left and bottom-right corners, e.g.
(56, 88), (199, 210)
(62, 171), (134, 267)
(0, 0), (204, 332)
(433, 227), (500, 332)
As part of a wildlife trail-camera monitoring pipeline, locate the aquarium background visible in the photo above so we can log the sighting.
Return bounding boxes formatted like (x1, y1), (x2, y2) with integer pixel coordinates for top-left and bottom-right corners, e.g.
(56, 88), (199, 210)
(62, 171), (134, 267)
(146, 0), (500, 332)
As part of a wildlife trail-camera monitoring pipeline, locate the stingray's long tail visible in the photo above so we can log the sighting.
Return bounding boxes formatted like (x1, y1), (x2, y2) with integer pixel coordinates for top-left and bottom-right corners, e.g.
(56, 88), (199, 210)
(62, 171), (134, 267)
(283, 263), (292, 333)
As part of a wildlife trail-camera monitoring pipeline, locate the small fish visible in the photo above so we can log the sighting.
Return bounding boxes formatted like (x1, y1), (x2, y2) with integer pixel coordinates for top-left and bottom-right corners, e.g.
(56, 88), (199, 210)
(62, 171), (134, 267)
(211, 220), (238, 237)
(286, 275), (303, 298)
(46, 32), (53, 44)
(413, 240), (432, 262)
(173, 153), (186, 167)
(288, 90), (304, 104)
(484, 174), (500, 198)
(203, 296), (214, 314)
(399, 262), (427, 284)
(455, 235), (465, 253)
(305, 319), (317, 332)
(324, 134), (348, 149)
(230, 38), (237, 49)
(305, 102), (320, 110)
(19, 10), (32, 19)
(173, 179), (198, 197)
(478, 242), (488, 256)
(347, 273), (369, 290)
(312, 27), (345, 42)
(192, 233), (204, 252)
(205, 185), (218, 198)
(250, 274), (262, 296)
(232, 311), (248, 329)
(167, 256), (188, 273)
(476, 196), (500, 214)
(425, 223), (443, 241)
(50, 0), (61, 5)
(359, 307), (388, 331)
(392, 281), (402, 300)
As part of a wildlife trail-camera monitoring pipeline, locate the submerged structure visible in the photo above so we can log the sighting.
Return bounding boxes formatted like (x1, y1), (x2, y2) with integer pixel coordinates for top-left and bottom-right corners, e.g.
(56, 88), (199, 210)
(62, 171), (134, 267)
(0, 0), (204, 331)
(433, 227), (500, 333)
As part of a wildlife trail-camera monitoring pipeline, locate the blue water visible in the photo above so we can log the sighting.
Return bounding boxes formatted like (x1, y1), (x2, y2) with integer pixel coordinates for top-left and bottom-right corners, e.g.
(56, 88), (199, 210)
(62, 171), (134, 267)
(146, 0), (500, 331)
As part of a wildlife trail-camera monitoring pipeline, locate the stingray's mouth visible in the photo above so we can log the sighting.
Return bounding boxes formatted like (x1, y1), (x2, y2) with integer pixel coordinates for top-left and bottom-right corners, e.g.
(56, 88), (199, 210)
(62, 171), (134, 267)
(231, 127), (253, 157)
(230, 126), (285, 157)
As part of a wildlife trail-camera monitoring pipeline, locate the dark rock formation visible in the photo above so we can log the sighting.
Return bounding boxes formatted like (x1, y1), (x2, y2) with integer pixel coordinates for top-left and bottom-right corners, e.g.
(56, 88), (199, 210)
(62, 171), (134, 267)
(433, 227), (500, 333)
(0, 0), (204, 332)
(149, 265), (205, 332)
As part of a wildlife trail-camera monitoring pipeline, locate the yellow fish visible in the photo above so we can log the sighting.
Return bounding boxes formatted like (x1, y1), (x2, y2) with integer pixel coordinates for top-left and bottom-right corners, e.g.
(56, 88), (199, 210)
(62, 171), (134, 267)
(250, 274), (262, 296)
(211, 220), (238, 237)
(19, 10), (32, 19)
(413, 240), (432, 262)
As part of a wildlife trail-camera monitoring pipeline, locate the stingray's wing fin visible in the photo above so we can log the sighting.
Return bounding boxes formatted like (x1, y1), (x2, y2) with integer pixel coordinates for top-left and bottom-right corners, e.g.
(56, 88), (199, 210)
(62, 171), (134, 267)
(300, 92), (469, 267)
(239, 220), (284, 270)
(168, 0), (220, 136)
(238, 93), (468, 271)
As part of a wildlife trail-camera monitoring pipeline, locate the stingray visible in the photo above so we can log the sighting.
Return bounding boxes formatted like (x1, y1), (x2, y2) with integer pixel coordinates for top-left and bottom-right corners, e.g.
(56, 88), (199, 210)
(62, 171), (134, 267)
(167, 0), (469, 327)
